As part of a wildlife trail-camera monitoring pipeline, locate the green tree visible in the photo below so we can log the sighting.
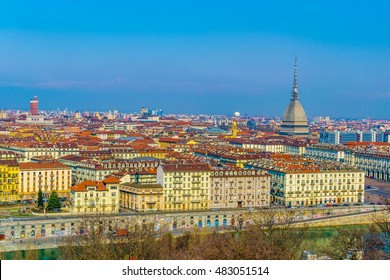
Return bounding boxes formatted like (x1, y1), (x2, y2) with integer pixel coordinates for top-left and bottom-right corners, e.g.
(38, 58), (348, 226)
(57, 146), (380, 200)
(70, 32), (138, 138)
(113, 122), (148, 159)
(46, 191), (61, 212)
(37, 189), (44, 210)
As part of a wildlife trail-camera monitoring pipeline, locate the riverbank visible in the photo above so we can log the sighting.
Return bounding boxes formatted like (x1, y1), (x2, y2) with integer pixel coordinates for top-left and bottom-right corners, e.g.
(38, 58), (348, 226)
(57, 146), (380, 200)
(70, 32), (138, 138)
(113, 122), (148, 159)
(0, 224), (372, 260)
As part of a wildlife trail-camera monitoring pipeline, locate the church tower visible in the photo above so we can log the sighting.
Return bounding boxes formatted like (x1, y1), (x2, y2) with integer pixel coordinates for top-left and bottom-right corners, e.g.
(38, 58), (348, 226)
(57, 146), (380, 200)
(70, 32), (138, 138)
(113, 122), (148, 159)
(231, 118), (238, 138)
(279, 58), (309, 136)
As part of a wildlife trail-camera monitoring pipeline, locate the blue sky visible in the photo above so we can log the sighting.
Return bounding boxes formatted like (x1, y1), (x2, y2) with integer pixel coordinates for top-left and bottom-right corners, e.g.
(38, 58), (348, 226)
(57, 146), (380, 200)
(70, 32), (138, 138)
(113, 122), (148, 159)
(0, 0), (389, 118)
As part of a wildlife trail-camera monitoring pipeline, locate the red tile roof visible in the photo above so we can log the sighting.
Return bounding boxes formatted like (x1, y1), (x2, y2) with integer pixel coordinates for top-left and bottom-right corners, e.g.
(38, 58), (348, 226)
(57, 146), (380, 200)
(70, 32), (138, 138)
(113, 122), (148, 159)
(102, 176), (121, 183)
(19, 161), (71, 170)
(71, 178), (119, 192)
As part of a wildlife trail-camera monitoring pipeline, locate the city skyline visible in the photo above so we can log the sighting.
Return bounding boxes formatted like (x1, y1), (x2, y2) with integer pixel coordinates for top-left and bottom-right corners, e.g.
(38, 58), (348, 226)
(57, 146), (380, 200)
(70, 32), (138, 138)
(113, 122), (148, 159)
(1, 1), (390, 118)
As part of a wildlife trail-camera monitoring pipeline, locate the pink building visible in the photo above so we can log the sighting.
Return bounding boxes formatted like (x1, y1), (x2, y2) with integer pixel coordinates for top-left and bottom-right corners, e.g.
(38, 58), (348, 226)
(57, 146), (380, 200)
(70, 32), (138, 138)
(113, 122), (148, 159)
(210, 168), (271, 209)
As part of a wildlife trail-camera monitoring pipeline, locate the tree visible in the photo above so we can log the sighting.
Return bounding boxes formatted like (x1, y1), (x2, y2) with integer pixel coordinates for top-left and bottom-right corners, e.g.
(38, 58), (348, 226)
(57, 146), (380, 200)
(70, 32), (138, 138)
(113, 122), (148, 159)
(59, 210), (311, 260)
(241, 210), (308, 260)
(365, 197), (390, 259)
(319, 227), (365, 260)
(60, 215), (160, 260)
(37, 189), (44, 210)
(46, 191), (61, 212)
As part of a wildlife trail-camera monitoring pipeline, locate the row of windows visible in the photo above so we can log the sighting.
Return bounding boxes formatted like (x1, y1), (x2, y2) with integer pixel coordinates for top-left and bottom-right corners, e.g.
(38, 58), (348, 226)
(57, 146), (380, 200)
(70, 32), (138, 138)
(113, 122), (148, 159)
(167, 190), (204, 195)
(212, 201), (268, 206)
(22, 176), (70, 180)
(0, 167), (18, 171)
(288, 197), (358, 205)
(289, 185), (364, 192)
(77, 192), (107, 197)
(289, 173), (363, 179)
(164, 203), (208, 210)
(24, 183), (67, 189)
(26, 187), (66, 192)
(166, 177), (207, 182)
(164, 183), (207, 188)
(211, 194), (269, 200)
(289, 178), (361, 184)
(0, 185), (19, 190)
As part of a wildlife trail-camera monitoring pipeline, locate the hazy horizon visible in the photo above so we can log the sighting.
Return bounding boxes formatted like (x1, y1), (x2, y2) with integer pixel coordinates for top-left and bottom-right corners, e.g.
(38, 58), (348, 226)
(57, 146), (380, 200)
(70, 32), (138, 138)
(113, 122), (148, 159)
(1, 1), (389, 118)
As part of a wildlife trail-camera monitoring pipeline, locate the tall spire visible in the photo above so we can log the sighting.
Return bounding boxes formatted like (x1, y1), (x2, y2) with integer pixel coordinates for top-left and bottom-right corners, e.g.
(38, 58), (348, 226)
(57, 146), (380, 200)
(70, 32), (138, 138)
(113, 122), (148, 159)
(291, 56), (299, 101)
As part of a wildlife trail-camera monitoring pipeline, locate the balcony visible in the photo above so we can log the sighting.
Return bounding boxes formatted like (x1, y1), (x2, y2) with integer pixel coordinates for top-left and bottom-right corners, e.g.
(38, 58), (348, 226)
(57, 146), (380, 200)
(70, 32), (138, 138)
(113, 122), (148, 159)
(191, 200), (201, 203)
(191, 186), (201, 190)
(173, 181), (182, 184)
(173, 201), (183, 204)
(182, 193), (191, 197)
(146, 200), (157, 204)
(192, 181), (201, 184)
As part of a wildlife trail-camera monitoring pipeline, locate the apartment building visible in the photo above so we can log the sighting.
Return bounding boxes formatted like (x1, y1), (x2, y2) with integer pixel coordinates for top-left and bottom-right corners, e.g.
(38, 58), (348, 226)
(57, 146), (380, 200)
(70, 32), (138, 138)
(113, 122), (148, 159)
(210, 168), (270, 209)
(119, 183), (163, 212)
(0, 160), (20, 203)
(246, 156), (365, 207)
(19, 161), (72, 199)
(69, 177), (120, 214)
(157, 163), (211, 211)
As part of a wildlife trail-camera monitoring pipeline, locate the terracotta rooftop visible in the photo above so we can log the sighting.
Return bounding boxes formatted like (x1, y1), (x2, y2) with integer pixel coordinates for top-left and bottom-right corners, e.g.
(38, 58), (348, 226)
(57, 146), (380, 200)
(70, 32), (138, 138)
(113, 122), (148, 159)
(71, 180), (108, 192)
(120, 183), (163, 190)
(102, 176), (121, 184)
(0, 159), (19, 167)
(19, 161), (71, 170)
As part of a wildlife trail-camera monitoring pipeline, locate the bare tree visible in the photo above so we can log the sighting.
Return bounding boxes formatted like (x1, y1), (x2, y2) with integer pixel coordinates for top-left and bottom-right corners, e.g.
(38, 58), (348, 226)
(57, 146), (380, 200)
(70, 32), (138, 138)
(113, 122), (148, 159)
(241, 210), (308, 260)
(365, 197), (390, 259)
(59, 215), (159, 260)
(319, 227), (365, 260)
(186, 230), (244, 260)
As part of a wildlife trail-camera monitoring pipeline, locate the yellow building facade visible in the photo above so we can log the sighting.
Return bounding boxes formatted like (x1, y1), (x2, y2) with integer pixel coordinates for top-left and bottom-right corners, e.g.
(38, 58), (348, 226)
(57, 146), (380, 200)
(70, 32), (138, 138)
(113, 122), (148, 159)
(247, 158), (365, 207)
(157, 163), (211, 211)
(70, 177), (120, 214)
(19, 161), (72, 200)
(119, 183), (163, 212)
(0, 160), (20, 204)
